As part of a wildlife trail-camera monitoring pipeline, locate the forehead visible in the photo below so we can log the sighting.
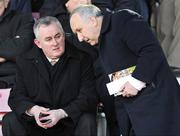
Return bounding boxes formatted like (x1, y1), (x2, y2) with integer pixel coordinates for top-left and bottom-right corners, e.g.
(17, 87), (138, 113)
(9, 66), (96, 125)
(38, 23), (62, 37)
(70, 14), (83, 29)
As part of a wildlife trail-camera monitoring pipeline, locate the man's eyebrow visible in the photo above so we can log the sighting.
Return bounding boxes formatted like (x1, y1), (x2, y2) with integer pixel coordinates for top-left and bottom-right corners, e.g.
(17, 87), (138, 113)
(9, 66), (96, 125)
(55, 32), (62, 36)
(44, 36), (52, 40)
(44, 32), (63, 40)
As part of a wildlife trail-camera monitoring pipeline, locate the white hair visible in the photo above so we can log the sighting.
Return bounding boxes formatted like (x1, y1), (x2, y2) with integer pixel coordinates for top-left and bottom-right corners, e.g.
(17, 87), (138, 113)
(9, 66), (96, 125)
(33, 16), (64, 38)
(70, 4), (103, 22)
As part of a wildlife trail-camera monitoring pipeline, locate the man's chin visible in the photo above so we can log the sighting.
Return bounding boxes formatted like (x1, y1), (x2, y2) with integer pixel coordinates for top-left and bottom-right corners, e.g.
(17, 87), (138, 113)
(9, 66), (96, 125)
(89, 41), (97, 46)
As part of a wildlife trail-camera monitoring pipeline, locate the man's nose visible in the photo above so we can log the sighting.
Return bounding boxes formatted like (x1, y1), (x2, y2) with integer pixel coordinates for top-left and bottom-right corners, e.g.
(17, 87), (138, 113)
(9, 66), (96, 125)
(77, 33), (84, 42)
(52, 38), (58, 45)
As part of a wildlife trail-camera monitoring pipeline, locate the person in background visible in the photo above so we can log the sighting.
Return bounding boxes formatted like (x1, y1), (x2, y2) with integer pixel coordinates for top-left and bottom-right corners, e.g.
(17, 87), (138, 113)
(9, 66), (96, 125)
(9, 0), (44, 14)
(4, 16), (97, 136)
(39, 0), (60, 17)
(70, 4), (180, 135)
(1, 0), (33, 134)
(156, 0), (180, 71)
(31, 0), (44, 13)
(0, 0), (34, 88)
(9, 0), (32, 13)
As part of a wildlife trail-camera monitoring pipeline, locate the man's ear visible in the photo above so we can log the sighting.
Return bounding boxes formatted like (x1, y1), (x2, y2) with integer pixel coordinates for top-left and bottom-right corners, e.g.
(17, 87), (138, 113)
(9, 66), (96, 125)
(34, 39), (42, 49)
(89, 16), (98, 27)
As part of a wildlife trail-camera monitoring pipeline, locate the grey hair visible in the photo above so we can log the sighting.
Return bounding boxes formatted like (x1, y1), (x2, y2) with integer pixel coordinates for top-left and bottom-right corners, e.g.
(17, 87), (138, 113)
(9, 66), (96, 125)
(70, 4), (103, 22)
(33, 16), (64, 38)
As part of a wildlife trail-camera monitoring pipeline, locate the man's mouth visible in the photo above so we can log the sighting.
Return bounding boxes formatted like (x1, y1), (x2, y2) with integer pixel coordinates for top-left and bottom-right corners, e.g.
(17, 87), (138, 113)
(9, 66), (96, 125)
(52, 47), (59, 51)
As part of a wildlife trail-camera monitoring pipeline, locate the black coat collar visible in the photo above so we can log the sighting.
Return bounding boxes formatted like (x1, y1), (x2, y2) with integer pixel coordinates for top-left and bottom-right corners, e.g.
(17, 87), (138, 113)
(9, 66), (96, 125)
(100, 11), (112, 35)
(97, 11), (111, 49)
(23, 40), (79, 89)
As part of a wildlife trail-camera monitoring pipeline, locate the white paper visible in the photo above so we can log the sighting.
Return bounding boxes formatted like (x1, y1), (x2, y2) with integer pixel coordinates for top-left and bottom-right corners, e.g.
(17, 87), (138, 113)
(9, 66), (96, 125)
(0, 88), (12, 112)
(106, 75), (131, 95)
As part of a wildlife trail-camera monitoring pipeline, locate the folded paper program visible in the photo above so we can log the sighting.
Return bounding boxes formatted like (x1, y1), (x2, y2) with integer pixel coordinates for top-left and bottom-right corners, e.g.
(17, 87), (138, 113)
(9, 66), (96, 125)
(106, 75), (131, 95)
(106, 66), (136, 95)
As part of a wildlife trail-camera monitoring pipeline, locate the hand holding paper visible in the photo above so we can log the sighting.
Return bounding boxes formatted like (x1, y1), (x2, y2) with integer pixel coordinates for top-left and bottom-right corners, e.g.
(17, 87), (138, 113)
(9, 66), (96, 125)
(106, 75), (131, 95)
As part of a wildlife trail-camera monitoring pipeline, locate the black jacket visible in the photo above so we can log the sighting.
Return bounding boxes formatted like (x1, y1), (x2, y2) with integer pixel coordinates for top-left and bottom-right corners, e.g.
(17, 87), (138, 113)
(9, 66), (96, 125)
(0, 7), (34, 87)
(9, 42), (97, 134)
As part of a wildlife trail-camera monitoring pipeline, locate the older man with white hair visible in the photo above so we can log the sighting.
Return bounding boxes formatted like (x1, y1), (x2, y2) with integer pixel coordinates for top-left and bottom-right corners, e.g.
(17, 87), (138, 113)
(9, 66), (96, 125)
(70, 4), (180, 136)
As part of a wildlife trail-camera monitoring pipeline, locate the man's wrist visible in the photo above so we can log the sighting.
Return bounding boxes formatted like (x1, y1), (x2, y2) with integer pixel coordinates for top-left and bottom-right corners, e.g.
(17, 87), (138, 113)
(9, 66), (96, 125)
(59, 109), (68, 118)
(26, 105), (38, 116)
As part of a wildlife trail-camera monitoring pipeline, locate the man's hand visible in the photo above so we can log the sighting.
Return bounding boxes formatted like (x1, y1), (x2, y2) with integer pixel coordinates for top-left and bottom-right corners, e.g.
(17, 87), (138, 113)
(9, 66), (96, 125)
(122, 82), (139, 97)
(0, 57), (6, 63)
(40, 109), (68, 129)
(28, 105), (49, 128)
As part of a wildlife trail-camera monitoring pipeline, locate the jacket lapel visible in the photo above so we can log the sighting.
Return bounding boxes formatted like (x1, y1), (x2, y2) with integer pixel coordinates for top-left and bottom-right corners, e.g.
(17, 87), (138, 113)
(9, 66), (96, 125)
(34, 56), (51, 89)
(25, 46), (51, 89)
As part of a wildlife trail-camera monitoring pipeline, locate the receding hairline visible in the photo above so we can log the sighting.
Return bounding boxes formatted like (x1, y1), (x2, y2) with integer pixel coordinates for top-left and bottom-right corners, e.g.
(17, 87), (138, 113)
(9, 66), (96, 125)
(33, 16), (64, 38)
(70, 4), (103, 20)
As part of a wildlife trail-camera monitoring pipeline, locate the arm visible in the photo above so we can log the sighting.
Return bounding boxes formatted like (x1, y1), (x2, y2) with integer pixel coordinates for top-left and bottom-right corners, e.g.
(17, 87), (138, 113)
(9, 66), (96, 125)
(9, 57), (59, 129)
(63, 53), (97, 124)
(123, 14), (165, 84)
(35, 53), (98, 128)
(8, 57), (36, 120)
(0, 13), (34, 60)
(114, 13), (165, 97)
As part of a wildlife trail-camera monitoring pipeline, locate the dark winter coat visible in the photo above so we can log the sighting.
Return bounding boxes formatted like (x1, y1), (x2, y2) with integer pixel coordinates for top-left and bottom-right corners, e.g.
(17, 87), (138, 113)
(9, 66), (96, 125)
(0, 7), (34, 87)
(8, 42), (97, 135)
(99, 9), (180, 135)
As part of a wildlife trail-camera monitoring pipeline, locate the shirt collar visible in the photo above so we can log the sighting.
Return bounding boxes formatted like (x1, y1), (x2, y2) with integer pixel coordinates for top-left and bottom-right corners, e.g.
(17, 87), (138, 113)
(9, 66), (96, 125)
(46, 57), (60, 64)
